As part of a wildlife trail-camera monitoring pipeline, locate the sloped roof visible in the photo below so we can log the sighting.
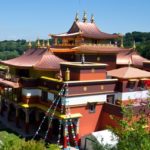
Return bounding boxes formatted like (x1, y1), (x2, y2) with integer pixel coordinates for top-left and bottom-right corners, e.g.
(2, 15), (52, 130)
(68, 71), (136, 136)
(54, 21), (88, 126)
(0, 48), (46, 67)
(34, 50), (65, 71)
(107, 66), (150, 79)
(73, 44), (127, 54)
(0, 48), (66, 71)
(0, 78), (20, 88)
(117, 49), (148, 67)
(51, 21), (121, 40)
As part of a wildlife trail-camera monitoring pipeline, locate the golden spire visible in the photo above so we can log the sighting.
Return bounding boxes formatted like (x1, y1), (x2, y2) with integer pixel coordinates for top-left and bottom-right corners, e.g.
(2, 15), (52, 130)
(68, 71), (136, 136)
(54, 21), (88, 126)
(133, 40), (136, 49)
(42, 40), (45, 48)
(82, 11), (87, 23)
(37, 39), (41, 48)
(91, 14), (94, 23)
(28, 41), (32, 48)
(75, 12), (79, 22)
(47, 39), (50, 48)
(121, 37), (124, 48)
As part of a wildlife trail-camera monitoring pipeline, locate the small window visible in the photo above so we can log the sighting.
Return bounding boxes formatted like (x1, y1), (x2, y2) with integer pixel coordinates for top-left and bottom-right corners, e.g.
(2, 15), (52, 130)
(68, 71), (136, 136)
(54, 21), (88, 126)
(139, 81), (145, 90)
(88, 103), (96, 113)
(41, 91), (48, 102)
(127, 80), (136, 92)
(107, 95), (115, 104)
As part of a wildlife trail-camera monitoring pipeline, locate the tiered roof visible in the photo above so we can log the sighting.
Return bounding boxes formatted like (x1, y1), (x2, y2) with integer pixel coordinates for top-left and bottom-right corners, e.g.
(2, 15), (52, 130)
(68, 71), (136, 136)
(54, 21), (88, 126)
(0, 48), (65, 71)
(51, 21), (121, 40)
(73, 44), (128, 54)
(117, 49), (148, 67)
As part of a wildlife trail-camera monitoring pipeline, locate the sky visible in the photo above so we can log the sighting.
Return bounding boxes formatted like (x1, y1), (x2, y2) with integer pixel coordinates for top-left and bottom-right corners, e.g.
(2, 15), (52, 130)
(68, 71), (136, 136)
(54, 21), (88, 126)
(0, 0), (150, 41)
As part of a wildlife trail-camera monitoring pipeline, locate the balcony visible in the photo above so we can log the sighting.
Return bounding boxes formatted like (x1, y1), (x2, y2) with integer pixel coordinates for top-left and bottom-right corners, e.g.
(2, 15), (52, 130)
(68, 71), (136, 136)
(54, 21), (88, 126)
(20, 77), (39, 87)
(103, 101), (150, 117)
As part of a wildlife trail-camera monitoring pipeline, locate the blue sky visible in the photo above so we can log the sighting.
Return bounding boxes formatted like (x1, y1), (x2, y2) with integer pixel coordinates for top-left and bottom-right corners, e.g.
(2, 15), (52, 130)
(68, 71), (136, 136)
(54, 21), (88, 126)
(0, 0), (150, 41)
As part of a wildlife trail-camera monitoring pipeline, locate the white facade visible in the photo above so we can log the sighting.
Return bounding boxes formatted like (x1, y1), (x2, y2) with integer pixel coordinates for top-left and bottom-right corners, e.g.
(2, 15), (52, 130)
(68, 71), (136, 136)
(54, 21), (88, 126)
(61, 94), (107, 106)
(115, 90), (149, 101)
(22, 88), (41, 97)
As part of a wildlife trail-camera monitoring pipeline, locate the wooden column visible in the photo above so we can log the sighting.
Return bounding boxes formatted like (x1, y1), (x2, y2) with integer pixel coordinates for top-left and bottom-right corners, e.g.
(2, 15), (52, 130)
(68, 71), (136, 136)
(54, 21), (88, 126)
(76, 118), (80, 146)
(35, 111), (40, 127)
(0, 96), (3, 116)
(46, 117), (53, 141)
(15, 107), (19, 128)
(63, 120), (68, 150)
(7, 102), (11, 121)
(25, 109), (29, 133)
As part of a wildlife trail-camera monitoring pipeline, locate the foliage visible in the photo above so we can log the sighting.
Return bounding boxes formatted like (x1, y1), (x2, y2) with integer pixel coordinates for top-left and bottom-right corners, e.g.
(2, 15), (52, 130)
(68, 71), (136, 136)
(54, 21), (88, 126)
(123, 32), (150, 59)
(0, 39), (53, 60)
(112, 105), (150, 150)
(91, 104), (150, 150)
(0, 131), (61, 150)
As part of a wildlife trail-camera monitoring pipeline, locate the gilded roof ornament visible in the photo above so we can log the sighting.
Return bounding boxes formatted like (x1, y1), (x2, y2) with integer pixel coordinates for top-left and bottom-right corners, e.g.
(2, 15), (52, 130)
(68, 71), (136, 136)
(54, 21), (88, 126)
(28, 41), (32, 48)
(75, 12), (79, 22)
(91, 14), (94, 23)
(82, 11), (87, 22)
(47, 39), (50, 48)
(133, 40), (136, 49)
(42, 40), (45, 48)
(121, 38), (124, 48)
(37, 39), (41, 48)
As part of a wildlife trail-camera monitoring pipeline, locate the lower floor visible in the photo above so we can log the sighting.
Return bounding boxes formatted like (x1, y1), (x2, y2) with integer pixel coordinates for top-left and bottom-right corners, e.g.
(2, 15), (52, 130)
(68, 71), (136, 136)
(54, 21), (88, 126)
(0, 99), (80, 149)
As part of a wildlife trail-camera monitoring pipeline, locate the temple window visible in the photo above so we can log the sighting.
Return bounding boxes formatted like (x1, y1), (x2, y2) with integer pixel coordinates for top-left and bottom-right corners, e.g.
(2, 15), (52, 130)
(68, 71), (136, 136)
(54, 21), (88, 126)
(127, 79), (137, 91)
(88, 102), (96, 113)
(107, 95), (115, 104)
(57, 38), (62, 44)
(41, 90), (48, 102)
(16, 69), (29, 78)
(139, 80), (146, 90)
(68, 40), (75, 45)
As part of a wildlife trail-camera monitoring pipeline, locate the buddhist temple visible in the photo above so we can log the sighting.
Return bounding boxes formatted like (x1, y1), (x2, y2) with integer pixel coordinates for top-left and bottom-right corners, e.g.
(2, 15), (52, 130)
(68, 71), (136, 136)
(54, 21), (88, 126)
(0, 13), (150, 149)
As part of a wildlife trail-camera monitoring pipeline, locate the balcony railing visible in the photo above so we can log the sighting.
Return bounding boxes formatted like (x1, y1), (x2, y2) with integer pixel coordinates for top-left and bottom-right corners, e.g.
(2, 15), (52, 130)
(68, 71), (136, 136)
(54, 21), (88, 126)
(20, 77), (39, 87)
(103, 102), (150, 117)
(0, 71), (19, 83)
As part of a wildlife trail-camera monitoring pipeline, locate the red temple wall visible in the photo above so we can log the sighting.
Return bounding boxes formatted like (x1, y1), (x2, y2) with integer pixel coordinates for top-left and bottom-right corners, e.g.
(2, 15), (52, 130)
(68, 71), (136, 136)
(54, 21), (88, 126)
(70, 104), (103, 137)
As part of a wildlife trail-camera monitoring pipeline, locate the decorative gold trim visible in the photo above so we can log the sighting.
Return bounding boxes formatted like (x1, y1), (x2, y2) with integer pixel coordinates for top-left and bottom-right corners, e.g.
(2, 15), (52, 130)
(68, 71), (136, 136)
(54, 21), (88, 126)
(91, 68), (95, 73)
(83, 86), (87, 91)
(100, 85), (104, 90)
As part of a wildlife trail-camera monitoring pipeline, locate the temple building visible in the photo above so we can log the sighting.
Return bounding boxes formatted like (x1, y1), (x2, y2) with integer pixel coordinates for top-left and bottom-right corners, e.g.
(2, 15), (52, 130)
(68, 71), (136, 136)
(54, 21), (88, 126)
(0, 13), (150, 149)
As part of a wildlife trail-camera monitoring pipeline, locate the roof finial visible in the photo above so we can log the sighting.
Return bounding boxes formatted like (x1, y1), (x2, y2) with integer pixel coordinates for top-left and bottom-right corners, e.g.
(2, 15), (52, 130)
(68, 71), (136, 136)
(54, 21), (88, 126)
(133, 40), (136, 50)
(42, 40), (45, 48)
(75, 12), (79, 22)
(81, 54), (85, 64)
(37, 38), (41, 48)
(47, 39), (50, 48)
(128, 59), (131, 67)
(121, 37), (124, 48)
(91, 14), (94, 23)
(28, 41), (32, 48)
(82, 11), (87, 23)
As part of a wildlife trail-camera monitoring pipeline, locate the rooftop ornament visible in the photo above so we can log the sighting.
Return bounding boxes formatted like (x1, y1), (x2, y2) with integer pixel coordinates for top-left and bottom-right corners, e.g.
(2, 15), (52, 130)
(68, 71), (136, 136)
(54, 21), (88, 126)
(121, 37), (124, 48)
(91, 14), (94, 23)
(42, 40), (45, 48)
(81, 54), (85, 64)
(28, 41), (32, 48)
(75, 12), (79, 22)
(36, 39), (41, 48)
(82, 11), (87, 23)
(47, 39), (50, 48)
(133, 40), (136, 50)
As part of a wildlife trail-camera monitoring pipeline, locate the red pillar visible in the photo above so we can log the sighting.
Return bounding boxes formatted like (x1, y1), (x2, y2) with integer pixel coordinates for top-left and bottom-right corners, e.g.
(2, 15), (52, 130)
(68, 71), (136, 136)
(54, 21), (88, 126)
(63, 121), (68, 149)
(15, 108), (19, 127)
